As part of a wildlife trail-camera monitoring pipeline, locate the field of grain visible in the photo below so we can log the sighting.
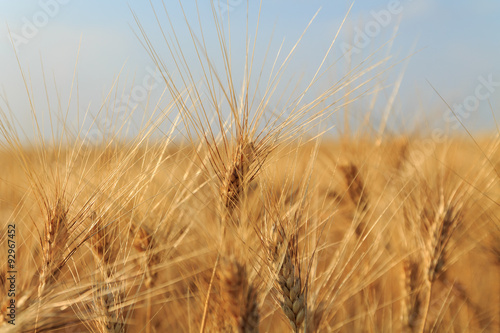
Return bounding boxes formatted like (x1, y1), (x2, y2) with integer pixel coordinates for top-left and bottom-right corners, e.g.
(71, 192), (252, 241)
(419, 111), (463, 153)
(0, 135), (498, 332)
(1, 2), (499, 332)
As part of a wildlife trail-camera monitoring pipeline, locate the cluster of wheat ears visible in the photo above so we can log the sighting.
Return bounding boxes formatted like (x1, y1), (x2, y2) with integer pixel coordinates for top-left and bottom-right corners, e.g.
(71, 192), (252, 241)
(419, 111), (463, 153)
(0, 2), (499, 332)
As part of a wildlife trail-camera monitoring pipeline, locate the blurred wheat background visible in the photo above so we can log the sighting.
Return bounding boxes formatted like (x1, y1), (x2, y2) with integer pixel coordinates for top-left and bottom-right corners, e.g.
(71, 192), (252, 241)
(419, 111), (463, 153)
(0, 1), (499, 332)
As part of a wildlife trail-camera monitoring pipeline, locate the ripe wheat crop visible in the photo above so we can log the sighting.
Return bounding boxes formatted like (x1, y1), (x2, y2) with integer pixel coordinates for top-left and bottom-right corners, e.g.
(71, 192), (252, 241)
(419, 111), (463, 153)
(0, 1), (499, 332)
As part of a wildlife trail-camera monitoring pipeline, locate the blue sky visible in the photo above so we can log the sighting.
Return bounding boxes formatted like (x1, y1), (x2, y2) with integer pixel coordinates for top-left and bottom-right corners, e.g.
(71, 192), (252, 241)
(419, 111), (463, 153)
(0, 0), (499, 142)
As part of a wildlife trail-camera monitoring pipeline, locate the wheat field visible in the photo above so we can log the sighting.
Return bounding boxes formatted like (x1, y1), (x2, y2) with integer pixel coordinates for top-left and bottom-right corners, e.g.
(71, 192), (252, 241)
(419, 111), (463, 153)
(1, 2), (499, 332)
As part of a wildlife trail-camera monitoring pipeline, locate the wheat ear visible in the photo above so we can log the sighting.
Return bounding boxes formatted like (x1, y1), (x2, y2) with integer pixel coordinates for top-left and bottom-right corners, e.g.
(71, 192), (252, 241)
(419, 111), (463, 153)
(217, 257), (259, 332)
(220, 140), (257, 216)
(89, 212), (124, 332)
(35, 199), (69, 332)
(271, 231), (305, 333)
(402, 258), (426, 333)
(340, 163), (369, 236)
(419, 202), (463, 332)
(130, 223), (161, 333)
(38, 199), (69, 297)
